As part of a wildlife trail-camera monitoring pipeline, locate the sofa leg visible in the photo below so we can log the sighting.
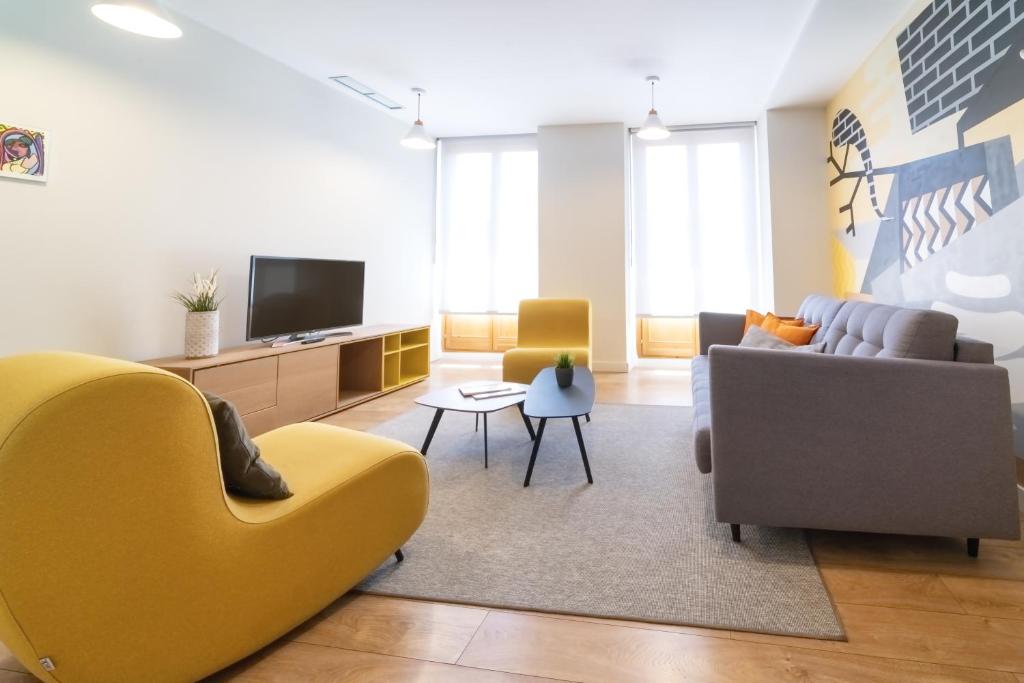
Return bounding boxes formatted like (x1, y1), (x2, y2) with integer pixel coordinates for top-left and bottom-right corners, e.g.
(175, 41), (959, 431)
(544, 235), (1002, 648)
(967, 538), (979, 558)
(394, 549), (405, 563)
(730, 524), (741, 543)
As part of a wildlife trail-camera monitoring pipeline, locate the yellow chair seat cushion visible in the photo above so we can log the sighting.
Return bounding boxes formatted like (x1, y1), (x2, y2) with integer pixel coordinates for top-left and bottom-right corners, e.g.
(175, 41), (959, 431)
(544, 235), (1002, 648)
(228, 421), (423, 524)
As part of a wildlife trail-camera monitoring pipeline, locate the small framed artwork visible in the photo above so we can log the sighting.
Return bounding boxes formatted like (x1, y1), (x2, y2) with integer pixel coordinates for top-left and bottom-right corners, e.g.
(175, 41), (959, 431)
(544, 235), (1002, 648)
(1, 123), (47, 182)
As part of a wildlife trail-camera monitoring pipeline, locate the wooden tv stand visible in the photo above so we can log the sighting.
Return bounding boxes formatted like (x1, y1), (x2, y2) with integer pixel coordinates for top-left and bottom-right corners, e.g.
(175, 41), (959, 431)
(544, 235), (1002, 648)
(146, 324), (430, 436)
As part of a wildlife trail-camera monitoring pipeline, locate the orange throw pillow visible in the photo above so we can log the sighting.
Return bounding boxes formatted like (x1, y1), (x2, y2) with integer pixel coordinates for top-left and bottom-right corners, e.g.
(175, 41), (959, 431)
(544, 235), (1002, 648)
(744, 309), (766, 332)
(747, 310), (803, 332)
(761, 313), (801, 333)
(772, 322), (820, 345)
(745, 310), (818, 345)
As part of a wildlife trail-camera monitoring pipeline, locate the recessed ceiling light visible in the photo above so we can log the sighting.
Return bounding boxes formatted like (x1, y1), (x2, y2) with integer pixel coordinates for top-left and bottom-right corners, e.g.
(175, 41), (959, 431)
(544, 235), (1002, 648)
(329, 76), (404, 110)
(366, 92), (403, 110)
(91, 1), (182, 39)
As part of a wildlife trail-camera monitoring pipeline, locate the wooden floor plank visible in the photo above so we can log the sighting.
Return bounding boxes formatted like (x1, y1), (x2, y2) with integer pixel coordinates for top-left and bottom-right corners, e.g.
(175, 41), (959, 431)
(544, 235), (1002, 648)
(811, 529), (1024, 581)
(458, 610), (1014, 683)
(783, 648), (1017, 683)
(940, 575), (1024, 621)
(495, 606), (736, 640)
(0, 642), (27, 675)
(207, 640), (559, 682)
(0, 672), (37, 683)
(731, 603), (1024, 673)
(289, 594), (488, 664)
(820, 566), (966, 614)
(457, 611), (797, 682)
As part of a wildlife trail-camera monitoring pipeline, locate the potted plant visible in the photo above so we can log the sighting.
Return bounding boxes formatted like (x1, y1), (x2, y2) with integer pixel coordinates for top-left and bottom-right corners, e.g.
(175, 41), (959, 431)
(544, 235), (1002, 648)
(174, 270), (223, 359)
(554, 351), (575, 388)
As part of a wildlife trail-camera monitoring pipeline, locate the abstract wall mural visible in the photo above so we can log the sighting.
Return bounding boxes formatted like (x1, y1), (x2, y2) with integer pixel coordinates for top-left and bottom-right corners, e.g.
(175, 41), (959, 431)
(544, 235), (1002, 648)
(826, 0), (1024, 463)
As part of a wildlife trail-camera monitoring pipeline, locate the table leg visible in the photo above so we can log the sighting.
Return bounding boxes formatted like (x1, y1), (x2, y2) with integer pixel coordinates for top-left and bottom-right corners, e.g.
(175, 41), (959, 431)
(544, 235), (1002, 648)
(523, 418), (547, 487)
(585, 413), (591, 423)
(420, 408), (444, 455)
(483, 412), (489, 468)
(517, 401), (536, 440)
(475, 412), (479, 432)
(572, 416), (594, 484)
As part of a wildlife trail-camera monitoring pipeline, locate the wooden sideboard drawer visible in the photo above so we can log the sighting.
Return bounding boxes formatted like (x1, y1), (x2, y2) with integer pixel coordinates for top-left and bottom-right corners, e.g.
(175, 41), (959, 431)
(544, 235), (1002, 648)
(277, 346), (339, 423)
(193, 357), (278, 415)
(241, 405), (281, 436)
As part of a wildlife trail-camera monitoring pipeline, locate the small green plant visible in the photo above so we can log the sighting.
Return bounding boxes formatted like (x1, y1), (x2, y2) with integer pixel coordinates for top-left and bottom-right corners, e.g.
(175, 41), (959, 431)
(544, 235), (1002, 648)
(173, 269), (223, 312)
(554, 351), (574, 369)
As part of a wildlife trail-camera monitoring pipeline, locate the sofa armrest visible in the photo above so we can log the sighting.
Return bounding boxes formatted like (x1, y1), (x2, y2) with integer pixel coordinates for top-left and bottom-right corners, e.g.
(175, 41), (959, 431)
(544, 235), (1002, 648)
(708, 345), (1019, 539)
(955, 336), (995, 364)
(697, 312), (746, 355)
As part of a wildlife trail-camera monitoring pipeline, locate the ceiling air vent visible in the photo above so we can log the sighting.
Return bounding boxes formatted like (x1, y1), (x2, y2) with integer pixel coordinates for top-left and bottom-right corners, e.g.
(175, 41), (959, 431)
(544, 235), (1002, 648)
(329, 76), (404, 110)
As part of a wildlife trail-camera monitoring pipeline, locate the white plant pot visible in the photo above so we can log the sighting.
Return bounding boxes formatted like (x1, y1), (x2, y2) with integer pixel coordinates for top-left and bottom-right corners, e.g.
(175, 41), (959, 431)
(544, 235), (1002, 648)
(185, 310), (219, 359)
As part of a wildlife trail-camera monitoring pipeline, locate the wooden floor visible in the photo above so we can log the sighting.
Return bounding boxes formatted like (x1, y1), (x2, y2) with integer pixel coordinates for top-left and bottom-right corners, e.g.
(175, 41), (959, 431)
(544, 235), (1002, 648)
(2, 356), (1022, 682)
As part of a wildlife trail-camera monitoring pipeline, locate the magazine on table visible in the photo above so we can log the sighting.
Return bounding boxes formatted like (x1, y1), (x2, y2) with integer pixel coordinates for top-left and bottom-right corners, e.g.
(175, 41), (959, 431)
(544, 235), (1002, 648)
(459, 382), (526, 400)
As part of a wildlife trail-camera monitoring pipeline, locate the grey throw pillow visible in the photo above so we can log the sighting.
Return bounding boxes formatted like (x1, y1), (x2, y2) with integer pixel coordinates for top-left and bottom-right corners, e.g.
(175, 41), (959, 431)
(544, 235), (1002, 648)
(203, 391), (293, 500)
(739, 325), (825, 353)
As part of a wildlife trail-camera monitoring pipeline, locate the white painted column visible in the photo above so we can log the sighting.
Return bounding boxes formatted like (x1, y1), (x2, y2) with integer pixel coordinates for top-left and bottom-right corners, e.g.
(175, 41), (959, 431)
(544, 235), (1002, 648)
(537, 123), (631, 372)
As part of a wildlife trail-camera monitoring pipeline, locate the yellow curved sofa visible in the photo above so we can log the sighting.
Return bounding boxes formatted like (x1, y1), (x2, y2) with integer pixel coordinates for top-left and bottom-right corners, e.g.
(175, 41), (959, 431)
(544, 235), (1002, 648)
(0, 352), (428, 683)
(503, 298), (592, 384)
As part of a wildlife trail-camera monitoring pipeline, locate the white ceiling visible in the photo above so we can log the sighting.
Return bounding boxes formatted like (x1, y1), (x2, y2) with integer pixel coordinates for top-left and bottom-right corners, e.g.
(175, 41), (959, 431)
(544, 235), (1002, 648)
(166, 0), (914, 137)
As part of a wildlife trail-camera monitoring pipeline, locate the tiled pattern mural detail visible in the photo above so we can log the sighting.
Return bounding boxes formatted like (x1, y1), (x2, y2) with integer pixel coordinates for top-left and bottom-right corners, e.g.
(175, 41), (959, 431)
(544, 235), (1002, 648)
(897, 0), (1023, 133)
(900, 174), (991, 269)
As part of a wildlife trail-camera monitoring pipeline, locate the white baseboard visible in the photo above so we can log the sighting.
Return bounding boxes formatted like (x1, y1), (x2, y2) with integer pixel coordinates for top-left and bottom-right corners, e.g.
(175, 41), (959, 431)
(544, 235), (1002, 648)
(592, 361), (630, 373)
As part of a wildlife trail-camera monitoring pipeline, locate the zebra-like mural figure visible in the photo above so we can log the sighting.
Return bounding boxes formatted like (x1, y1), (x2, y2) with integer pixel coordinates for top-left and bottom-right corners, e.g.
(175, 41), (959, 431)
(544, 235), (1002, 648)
(827, 108), (886, 236)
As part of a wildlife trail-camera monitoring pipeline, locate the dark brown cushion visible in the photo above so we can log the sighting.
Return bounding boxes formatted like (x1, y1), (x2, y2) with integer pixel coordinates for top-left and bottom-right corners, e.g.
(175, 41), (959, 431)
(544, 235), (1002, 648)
(203, 391), (292, 500)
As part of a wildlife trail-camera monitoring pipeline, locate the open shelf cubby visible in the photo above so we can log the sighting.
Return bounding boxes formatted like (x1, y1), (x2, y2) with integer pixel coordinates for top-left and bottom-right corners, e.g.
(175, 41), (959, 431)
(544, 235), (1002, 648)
(384, 333), (401, 354)
(383, 352), (401, 390)
(399, 343), (430, 385)
(400, 327), (430, 350)
(338, 337), (383, 408)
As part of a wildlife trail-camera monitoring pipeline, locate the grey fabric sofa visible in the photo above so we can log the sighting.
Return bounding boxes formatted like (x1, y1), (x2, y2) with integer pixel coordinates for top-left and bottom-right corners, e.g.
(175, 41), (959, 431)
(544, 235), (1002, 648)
(691, 294), (1020, 556)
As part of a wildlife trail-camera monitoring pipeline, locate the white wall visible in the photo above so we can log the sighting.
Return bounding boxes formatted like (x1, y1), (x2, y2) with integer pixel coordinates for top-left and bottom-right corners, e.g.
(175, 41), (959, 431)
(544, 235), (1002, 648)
(756, 115), (777, 310)
(537, 123), (630, 372)
(760, 107), (832, 314)
(0, 1), (435, 361)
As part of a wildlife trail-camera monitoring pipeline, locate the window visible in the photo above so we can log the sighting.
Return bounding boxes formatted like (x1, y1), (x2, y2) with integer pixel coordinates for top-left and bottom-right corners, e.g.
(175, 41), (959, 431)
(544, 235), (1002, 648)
(631, 125), (764, 317)
(436, 135), (538, 314)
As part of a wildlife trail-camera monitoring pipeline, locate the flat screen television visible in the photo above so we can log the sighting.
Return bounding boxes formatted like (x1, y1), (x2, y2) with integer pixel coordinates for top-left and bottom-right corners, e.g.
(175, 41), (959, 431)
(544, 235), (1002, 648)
(246, 256), (365, 341)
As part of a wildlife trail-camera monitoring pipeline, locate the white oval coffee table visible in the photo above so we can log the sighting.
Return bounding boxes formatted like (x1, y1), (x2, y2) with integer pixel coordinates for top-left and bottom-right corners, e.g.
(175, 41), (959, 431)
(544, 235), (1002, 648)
(415, 383), (535, 468)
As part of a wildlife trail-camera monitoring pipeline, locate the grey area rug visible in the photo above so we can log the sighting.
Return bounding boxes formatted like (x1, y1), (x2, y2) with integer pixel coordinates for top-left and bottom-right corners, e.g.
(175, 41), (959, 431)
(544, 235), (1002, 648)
(359, 403), (845, 639)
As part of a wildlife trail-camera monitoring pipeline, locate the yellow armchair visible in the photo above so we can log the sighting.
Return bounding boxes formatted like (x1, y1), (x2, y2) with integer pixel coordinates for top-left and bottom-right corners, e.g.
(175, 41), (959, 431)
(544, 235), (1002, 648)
(0, 352), (428, 683)
(503, 298), (592, 384)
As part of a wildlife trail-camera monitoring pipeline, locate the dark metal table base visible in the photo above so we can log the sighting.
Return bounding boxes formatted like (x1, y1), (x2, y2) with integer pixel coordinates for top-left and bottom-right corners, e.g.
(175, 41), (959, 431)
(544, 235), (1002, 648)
(420, 401), (536, 468)
(523, 415), (593, 487)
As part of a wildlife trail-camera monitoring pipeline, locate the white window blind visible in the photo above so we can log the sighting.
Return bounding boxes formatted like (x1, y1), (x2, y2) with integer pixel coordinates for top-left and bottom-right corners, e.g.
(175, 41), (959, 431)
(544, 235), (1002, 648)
(437, 135), (538, 314)
(631, 125), (764, 317)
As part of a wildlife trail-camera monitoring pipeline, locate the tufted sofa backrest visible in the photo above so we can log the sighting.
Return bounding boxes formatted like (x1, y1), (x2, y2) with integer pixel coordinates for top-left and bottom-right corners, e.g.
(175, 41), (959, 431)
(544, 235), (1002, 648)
(796, 295), (846, 344)
(797, 296), (959, 360)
